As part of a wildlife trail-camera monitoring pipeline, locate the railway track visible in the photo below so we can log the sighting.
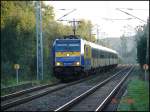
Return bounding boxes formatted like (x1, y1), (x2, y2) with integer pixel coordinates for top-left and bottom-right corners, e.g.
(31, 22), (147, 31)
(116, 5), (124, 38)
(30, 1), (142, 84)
(2, 65), (127, 111)
(55, 66), (134, 111)
(1, 66), (121, 110)
(1, 83), (59, 101)
(1, 82), (33, 95)
(1, 74), (96, 110)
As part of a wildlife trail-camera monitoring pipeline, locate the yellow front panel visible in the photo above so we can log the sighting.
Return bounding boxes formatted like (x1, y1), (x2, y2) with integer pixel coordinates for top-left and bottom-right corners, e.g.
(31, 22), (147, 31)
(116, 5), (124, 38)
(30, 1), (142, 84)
(55, 52), (80, 57)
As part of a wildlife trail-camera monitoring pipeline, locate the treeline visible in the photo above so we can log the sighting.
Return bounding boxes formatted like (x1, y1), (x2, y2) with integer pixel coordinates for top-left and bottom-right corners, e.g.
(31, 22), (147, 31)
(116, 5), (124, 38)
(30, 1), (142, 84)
(1, 1), (95, 85)
(135, 19), (149, 68)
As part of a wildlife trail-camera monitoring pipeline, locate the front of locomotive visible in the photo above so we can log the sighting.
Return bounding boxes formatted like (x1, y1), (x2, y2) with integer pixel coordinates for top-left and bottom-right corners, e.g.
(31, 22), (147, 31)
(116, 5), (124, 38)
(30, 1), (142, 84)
(53, 37), (83, 80)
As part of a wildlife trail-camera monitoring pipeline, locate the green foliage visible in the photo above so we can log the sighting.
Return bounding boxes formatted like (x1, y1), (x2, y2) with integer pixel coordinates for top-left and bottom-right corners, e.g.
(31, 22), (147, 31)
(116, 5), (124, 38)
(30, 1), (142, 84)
(1, 1), (37, 81)
(136, 22), (149, 67)
(1, 1), (94, 86)
(118, 66), (149, 111)
(137, 33), (147, 65)
(118, 78), (149, 111)
(76, 19), (96, 42)
(1, 1), (38, 85)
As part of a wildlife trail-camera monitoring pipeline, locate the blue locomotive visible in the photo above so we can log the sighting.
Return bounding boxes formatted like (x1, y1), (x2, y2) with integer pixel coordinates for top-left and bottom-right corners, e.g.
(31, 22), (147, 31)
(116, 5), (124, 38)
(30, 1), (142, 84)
(52, 35), (119, 80)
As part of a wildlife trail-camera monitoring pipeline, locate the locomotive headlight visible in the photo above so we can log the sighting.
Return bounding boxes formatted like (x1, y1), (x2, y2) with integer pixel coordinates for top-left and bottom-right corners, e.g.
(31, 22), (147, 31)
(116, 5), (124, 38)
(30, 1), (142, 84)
(56, 62), (61, 66)
(67, 53), (70, 56)
(76, 62), (80, 66)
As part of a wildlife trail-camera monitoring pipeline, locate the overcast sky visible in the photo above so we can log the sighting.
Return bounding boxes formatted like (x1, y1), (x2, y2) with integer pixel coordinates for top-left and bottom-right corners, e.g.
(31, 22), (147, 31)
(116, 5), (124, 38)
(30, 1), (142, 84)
(44, 1), (149, 38)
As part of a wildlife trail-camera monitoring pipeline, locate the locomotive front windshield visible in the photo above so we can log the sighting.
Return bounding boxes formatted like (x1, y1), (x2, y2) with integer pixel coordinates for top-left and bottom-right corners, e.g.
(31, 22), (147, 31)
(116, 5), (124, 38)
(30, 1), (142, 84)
(55, 40), (80, 52)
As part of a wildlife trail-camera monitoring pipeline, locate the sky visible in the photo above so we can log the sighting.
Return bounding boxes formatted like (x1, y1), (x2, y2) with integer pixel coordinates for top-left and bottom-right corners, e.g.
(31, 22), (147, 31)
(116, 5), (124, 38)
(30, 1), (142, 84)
(44, 1), (149, 38)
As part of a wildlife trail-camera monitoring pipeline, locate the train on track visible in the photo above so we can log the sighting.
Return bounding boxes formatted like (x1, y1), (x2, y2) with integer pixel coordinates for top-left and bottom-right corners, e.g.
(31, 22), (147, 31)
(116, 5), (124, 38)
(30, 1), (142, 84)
(52, 35), (119, 81)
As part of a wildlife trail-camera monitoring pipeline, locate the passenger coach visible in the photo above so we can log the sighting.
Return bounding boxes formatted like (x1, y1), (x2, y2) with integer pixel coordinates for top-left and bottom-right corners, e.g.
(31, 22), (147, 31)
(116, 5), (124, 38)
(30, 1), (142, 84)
(52, 35), (119, 80)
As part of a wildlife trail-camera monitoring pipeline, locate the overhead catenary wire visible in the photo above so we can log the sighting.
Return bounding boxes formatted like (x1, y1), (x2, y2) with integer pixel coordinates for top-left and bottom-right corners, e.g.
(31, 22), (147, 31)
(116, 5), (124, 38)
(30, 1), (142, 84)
(116, 8), (147, 23)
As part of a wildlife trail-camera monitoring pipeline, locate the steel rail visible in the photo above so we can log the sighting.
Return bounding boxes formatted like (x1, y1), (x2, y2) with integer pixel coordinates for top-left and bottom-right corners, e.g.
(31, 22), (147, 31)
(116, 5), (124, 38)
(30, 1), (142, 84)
(54, 66), (129, 111)
(95, 66), (134, 111)
(1, 72), (100, 110)
(1, 83), (59, 101)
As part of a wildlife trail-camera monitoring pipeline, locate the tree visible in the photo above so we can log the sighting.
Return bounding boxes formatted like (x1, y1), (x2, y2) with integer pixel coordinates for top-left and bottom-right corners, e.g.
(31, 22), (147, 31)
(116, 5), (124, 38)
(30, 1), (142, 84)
(76, 19), (95, 42)
(136, 20), (149, 68)
(1, 1), (37, 82)
(1, 1), (97, 85)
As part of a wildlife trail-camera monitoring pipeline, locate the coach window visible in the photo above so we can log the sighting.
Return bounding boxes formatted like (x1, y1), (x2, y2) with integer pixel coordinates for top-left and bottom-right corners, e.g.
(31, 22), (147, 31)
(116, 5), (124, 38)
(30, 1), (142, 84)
(92, 49), (94, 58)
(92, 49), (95, 58)
(100, 51), (103, 58)
(96, 49), (98, 59)
(104, 51), (106, 59)
(98, 51), (101, 59)
(95, 49), (96, 58)
(96, 49), (99, 58)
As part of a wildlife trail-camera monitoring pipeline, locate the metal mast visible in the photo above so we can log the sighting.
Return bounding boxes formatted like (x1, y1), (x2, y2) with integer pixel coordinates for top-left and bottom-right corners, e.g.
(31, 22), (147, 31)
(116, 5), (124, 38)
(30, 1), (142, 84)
(57, 9), (80, 36)
(35, 1), (43, 80)
(72, 18), (76, 36)
(69, 18), (81, 36)
(96, 25), (100, 43)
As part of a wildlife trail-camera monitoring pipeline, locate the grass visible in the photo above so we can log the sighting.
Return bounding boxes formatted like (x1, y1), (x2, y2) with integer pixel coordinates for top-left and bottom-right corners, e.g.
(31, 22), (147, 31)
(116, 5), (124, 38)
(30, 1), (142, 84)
(1, 77), (25, 88)
(32, 75), (59, 86)
(117, 66), (149, 111)
(1, 73), (59, 87)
